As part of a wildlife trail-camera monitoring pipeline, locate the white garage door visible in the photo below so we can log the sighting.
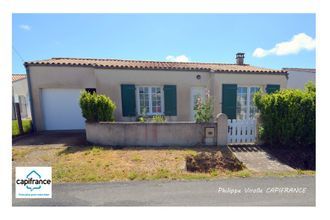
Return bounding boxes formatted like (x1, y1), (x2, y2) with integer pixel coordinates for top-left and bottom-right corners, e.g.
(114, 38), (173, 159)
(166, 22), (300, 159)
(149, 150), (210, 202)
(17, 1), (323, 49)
(42, 89), (85, 130)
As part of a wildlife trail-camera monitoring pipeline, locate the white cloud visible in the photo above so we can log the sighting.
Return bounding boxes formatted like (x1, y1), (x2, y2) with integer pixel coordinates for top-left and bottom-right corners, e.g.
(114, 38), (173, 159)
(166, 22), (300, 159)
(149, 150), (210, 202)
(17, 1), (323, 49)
(253, 33), (315, 58)
(165, 55), (190, 62)
(19, 25), (31, 31)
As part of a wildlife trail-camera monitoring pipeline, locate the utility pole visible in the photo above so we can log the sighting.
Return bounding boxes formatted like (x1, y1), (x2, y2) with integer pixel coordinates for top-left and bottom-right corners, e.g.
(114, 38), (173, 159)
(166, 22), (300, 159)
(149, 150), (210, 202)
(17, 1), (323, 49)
(15, 100), (24, 135)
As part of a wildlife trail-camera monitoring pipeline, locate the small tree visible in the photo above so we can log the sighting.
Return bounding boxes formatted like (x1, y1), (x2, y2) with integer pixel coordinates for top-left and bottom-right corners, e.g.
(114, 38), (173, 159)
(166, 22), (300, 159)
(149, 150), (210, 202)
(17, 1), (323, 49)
(194, 89), (214, 123)
(79, 91), (116, 122)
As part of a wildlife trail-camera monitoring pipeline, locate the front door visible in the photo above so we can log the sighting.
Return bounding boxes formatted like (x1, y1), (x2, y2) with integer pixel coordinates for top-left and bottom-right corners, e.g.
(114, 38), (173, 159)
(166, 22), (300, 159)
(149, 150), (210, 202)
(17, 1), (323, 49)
(190, 87), (205, 121)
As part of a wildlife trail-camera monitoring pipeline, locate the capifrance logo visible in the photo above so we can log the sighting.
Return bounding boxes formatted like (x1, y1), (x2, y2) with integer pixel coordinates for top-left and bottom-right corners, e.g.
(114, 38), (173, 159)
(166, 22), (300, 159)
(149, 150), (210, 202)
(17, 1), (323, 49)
(15, 167), (52, 198)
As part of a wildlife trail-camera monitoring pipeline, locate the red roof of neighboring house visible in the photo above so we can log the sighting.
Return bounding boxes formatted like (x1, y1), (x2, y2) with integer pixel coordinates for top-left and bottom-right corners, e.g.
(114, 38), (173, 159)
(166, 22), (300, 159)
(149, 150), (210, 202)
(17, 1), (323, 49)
(12, 74), (26, 82)
(25, 57), (287, 74)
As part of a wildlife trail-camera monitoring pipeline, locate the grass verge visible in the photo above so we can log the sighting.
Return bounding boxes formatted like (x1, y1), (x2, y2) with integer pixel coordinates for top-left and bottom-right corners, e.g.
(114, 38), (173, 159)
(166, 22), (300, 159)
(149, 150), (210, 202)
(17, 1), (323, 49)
(12, 146), (315, 183)
(12, 119), (31, 137)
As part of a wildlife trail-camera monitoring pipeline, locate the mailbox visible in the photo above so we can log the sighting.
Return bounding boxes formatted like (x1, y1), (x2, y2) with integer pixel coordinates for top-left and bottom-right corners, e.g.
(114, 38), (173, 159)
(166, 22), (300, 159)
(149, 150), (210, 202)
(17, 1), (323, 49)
(205, 127), (215, 138)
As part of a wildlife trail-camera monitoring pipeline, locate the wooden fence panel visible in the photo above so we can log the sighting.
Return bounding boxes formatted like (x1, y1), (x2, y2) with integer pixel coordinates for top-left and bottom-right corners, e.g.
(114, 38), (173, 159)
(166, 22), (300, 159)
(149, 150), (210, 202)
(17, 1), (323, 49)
(228, 119), (256, 144)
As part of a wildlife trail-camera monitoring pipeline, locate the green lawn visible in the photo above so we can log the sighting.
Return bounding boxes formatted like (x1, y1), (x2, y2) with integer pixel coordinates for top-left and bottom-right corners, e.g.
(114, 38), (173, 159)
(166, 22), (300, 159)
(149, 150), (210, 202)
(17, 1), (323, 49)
(12, 119), (32, 137)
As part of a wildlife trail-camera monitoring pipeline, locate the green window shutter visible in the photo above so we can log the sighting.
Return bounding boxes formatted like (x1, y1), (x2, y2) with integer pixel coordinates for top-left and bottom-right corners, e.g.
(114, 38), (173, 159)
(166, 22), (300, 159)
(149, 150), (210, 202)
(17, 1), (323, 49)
(164, 85), (177, 116)
(121, 84), (136, 117)
(222, 84), (237, 119)
(266, 84), (280, 94)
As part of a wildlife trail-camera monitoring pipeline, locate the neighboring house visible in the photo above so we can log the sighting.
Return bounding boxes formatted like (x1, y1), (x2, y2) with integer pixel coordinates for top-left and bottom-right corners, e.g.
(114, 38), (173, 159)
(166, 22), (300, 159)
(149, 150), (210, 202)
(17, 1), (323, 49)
(12, 74), (31, 120)
(283, 68), (315, 89)
(25, 53), (288, 131)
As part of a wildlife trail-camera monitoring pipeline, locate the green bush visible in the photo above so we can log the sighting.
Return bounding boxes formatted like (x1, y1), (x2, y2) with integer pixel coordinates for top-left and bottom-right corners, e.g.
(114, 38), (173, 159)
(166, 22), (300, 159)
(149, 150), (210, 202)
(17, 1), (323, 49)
(136, 107), (147, 122)
(79, 91), (116, 122)
(152, 115), (166, 123)
(254, 82), (315, 148)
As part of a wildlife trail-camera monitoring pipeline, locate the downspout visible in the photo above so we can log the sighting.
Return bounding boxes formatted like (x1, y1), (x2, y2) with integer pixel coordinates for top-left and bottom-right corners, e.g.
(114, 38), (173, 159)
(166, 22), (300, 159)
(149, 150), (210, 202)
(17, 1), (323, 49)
(25, 64), (36, 132)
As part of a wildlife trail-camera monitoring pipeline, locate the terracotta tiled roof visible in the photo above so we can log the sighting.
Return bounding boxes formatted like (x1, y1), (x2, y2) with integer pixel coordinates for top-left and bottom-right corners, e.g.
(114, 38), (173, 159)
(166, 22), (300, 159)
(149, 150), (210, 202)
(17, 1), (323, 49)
(25, 57), (287, 74)
(282, 68), (315, 73)
(12, 74), (26, 82)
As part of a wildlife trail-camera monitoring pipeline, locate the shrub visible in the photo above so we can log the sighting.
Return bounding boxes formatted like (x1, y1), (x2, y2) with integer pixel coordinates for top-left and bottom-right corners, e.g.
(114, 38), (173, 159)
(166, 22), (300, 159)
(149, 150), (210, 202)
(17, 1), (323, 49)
(152, 115), (166, 123)
(254, 82), (315, 148)
(194, 89), (214, 123)
(79, 91), (116, 122)
(137, 116), (145, 122)
(136, 107), (147, 122)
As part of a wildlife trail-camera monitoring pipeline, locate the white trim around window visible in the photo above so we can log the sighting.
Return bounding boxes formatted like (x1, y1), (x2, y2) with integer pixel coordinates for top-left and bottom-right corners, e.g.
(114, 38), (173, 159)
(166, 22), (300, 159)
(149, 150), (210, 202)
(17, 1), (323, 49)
(236, 85), (261, 120)
(136, 86), (165, 115)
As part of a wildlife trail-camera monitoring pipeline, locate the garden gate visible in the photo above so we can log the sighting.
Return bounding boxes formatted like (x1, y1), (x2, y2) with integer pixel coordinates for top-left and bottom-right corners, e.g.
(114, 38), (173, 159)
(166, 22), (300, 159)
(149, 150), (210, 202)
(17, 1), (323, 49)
(227, 119), (257, 144)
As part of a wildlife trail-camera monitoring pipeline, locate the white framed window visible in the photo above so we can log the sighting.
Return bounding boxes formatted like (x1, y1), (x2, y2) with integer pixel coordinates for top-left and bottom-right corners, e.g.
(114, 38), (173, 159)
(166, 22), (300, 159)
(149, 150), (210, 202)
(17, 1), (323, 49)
(236, 86), (260, 119)
(136, 86), (164, 115)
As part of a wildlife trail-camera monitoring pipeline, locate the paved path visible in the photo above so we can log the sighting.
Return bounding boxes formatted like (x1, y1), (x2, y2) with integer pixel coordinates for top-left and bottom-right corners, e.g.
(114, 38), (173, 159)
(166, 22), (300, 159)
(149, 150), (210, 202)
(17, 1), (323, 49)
(13, 176), (314, 206)
(229, 145), (294, 172)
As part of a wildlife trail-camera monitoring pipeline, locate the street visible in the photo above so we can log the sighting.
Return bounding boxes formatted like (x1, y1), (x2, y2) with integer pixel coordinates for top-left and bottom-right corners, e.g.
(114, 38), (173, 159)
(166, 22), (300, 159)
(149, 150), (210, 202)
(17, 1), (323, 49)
(13, 176), (315, 206)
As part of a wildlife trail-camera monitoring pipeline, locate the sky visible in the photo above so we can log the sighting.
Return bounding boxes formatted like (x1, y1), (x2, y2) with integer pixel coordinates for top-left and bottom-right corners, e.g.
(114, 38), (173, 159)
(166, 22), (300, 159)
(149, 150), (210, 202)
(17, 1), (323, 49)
(12, 13), (315, 73)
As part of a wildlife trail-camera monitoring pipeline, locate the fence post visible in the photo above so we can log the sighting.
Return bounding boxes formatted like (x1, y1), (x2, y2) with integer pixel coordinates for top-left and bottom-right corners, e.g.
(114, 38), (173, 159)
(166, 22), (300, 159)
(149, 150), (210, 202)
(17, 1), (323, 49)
(216, 113), (228, 146)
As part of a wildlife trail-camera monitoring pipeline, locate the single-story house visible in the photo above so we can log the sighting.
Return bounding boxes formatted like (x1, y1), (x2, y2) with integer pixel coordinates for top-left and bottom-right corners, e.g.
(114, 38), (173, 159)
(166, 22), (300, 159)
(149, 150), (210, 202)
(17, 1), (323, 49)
(12, 74), (31, 120)
(24, 53), (288, 131)
(283, 68), (315, 89)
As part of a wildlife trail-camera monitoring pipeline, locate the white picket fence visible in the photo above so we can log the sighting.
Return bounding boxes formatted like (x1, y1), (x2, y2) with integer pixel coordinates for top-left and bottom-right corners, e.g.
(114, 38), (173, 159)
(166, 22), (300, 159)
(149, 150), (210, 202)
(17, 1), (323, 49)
(227, 119), (256, 144)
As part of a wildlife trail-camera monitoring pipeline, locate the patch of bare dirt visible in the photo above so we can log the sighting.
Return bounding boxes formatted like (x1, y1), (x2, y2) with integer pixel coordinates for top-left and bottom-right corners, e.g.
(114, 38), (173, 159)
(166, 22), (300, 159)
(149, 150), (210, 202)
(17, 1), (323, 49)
(185, 151), (244, 172)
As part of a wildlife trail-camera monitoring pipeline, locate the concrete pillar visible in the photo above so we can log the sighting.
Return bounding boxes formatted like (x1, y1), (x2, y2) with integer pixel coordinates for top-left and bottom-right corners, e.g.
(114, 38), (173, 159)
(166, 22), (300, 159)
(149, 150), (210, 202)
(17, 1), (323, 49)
(216, 113), (228, 146)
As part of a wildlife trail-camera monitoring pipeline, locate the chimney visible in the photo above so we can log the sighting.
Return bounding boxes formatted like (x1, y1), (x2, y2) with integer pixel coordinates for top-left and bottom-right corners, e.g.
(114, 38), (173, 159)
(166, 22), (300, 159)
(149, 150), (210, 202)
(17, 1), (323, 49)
(236, 52), (245, 65)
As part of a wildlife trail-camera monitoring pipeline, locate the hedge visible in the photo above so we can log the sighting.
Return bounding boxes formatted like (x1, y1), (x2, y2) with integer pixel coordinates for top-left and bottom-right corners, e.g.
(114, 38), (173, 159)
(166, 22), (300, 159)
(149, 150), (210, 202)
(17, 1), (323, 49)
(254, 82), (315, 148)
(79, 91), (116, 122)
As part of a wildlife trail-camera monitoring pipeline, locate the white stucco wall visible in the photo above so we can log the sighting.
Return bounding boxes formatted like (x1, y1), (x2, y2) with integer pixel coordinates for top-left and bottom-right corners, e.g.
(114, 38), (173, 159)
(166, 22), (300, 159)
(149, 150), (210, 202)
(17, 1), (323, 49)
(28, 65), (287, 131)
(286, 69), (315, 89)
(12, 78), (31, 119)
